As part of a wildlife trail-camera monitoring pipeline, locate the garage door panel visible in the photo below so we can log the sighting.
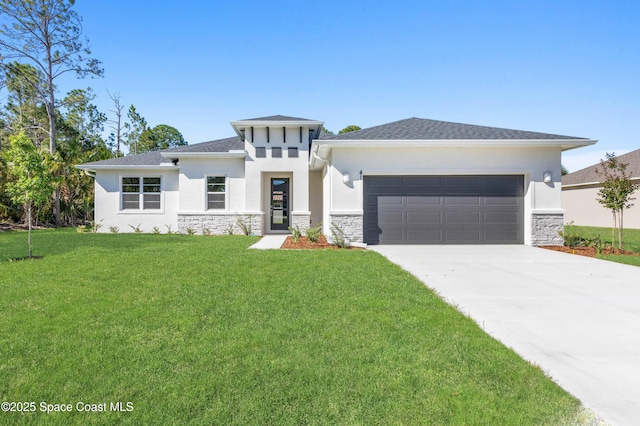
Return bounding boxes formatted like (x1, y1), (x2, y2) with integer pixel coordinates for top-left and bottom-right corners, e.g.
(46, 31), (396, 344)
(364, 175), (524, 244)
(484, 212), (520, 223)
(378, 211), (404, 223)
(406, 195), (442, 206)
(407, 229), (443, 242)
(378, 195), (404, 206)
(445, 196), (481, 206)
(446, 212), (481, 223)
(406, 211), (442, 223)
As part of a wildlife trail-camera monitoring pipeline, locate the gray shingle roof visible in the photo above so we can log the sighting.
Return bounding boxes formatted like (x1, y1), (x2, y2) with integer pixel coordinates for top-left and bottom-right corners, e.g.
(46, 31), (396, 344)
(320, 117), (587, 141)
(238, 115), (317, 122)
(562, 148), (640, 186)
(78, 136), (243, 167)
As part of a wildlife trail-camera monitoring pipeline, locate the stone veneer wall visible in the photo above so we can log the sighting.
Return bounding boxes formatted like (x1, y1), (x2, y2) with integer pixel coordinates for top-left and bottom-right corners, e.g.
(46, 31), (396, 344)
(178, 213), (264, 235)
(291, 213), (311, 231)
(531, 213), (564, 246)
(328, 214), (363, 244)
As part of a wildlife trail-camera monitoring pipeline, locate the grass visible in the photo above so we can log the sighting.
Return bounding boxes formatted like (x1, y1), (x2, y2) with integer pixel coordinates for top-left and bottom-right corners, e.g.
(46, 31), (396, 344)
(563, 224), (640, 266)
(0, 229), (582, 425)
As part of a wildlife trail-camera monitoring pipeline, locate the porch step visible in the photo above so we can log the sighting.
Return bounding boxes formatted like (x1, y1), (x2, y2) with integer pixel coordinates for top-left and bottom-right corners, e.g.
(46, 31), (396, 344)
(249, 235), (288, 250)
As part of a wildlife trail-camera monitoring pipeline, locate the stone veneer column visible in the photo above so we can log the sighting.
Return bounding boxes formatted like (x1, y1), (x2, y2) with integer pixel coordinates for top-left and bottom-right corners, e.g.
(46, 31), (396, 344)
(531, 213), (564, 246)
(291, 213), (311, 231)
(328, 213), (363, 243)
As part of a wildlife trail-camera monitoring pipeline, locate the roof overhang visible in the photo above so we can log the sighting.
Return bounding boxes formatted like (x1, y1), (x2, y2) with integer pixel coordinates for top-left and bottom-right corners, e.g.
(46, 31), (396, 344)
(230, 119), (324, 141)
(309, 138), (598, 169)
(75, 164), (180, 172)
(160, 150), (247, 160)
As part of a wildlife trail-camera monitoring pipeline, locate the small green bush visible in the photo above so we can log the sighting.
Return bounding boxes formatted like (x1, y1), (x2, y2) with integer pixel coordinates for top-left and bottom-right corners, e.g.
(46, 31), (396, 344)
(330, 223), (349, 248)
(288, 225), (302, 242)
(558, 228), (588, 248)
(237, 215), (253, 236)
(306, 223), (323, 243)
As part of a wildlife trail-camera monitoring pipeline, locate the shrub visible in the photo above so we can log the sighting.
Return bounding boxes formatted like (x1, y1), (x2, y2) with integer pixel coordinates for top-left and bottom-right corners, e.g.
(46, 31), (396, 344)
(330, 223), (350, 248)
(152, 226), (161, 234)
(109, 226), (119, 234)
(236, 215), (253, 236)
(558, 228), (588, 248)
(129, 224), (143, 234)
(306, 223), (323, 243)
(165, 225), (175, 235)
(203, 227), (212, 236)
(588, 235), (605, 255)
(288, 225), (302, 242)
(225, 224), (234, 236)
(186, 227), (196, 235)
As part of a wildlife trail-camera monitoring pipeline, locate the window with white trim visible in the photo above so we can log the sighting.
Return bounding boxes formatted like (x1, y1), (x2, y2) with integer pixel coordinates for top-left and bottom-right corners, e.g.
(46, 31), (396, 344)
(122, 177), (161, 210)
(207, 176), (226, 210)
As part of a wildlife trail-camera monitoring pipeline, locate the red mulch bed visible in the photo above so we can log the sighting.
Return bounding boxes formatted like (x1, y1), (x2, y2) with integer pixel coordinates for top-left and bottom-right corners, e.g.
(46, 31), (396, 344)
(281, 235), (363, 250)
(539, 245), (638, 258)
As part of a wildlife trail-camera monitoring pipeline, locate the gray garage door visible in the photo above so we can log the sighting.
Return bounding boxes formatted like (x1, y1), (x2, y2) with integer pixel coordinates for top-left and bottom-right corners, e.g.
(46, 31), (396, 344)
(363, 175), (524, 244)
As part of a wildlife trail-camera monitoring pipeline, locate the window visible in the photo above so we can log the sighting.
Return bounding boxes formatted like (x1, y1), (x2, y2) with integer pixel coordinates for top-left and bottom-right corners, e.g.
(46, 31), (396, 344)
(272, 147), (282, 158)
(207, 176), (226, 210)
(256, 147), (266, 158)
(122, 177), (161, 210)
(288, 147), (298, 158)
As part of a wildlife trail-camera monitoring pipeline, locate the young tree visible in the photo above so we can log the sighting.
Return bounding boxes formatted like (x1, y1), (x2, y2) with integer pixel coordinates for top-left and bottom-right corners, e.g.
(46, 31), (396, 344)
(4, 132), (56, 258)
(138, 124), (187, 152)
(595, 153), (639, 250)
(123, 105), (147, 155)
(0, 0), (103, 224)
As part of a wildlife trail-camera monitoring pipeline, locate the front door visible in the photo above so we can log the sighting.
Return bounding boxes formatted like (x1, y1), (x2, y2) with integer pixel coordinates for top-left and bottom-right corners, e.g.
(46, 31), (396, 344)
(270, 178), (290, 231)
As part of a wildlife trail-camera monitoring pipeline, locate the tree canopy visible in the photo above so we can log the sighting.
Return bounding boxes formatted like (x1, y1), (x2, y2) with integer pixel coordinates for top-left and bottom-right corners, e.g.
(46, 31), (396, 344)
(138, 124), (187, 152)
(338, 125), (361, 134)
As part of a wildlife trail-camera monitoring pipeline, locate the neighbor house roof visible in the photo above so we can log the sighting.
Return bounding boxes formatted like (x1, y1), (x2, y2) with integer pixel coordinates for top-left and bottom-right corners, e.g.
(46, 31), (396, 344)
(320, 117), (588, 141)
(562, 148), (640, 187)
(76, 136), (243, 169)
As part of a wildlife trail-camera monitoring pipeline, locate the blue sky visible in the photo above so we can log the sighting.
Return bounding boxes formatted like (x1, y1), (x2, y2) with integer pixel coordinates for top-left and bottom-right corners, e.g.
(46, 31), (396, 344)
(11, 1), (640, 172)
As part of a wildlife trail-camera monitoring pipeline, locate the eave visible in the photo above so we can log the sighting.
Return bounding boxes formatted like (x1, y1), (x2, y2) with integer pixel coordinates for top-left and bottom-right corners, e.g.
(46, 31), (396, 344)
(309, 138), (598, 170)
(160, 150), (247, 160)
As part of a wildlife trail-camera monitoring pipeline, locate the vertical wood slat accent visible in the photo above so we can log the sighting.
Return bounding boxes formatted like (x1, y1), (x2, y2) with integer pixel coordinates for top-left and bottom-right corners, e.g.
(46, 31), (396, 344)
(283, 127), (286, 143)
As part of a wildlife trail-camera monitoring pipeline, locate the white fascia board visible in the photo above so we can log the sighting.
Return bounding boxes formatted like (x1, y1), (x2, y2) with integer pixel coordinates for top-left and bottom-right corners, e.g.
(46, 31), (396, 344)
(75, 164), (180, 171)
(160, 151), (246, 159)
(311, 138), (598, 160)
(230, 120), (324, 139)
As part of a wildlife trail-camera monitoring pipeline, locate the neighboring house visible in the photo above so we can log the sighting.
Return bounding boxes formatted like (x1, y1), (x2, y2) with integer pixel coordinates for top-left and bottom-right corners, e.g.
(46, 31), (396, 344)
(76, 115), (595, 245)
(562, 149), (640, 228)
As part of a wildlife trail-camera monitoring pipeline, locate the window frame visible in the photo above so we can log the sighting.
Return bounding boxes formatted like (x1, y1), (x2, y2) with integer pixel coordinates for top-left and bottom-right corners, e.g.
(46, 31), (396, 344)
(120, 175), (163, 212)
(206, 175), (228, 211)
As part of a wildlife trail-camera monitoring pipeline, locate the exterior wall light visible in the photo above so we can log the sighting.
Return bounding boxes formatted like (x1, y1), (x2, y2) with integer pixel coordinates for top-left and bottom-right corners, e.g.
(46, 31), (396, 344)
(543, 171), (552, 183)
(343, 172), (352, 185)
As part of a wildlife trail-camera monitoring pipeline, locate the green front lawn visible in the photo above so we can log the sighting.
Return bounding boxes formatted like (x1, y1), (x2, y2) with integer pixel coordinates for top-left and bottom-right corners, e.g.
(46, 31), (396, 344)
(0, 229), (581, 424)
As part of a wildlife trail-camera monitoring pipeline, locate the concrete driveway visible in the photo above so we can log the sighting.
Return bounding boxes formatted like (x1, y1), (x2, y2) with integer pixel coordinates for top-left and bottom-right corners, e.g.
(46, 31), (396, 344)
(369, 245), (640, 426)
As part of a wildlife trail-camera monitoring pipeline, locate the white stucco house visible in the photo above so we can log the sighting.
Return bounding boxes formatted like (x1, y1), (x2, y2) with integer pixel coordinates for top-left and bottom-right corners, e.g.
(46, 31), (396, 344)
(562, 148), (640, 228)
(76, 115), (596, 245)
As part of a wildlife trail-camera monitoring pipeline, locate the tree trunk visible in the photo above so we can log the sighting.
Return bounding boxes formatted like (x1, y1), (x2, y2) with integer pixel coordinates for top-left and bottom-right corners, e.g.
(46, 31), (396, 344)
(611, 213), (616, 249)
(28, 203), (33, 259)
(618, 210), (624, 250)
